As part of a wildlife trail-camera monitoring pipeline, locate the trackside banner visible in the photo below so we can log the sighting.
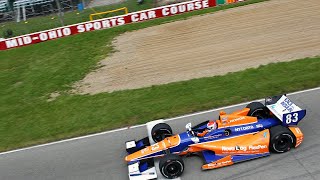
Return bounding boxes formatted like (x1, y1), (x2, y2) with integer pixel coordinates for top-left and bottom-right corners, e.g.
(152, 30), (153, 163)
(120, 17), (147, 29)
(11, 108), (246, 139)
(0, 0), (217, 50)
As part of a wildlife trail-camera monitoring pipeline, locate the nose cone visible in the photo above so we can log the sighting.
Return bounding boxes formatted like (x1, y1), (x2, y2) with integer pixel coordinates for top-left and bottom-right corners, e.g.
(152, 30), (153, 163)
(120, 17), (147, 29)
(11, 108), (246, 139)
(125, 135), (181, 162)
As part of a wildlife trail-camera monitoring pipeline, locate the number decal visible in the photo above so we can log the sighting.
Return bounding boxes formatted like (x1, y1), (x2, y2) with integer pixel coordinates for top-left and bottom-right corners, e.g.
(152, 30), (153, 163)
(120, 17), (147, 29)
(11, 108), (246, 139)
(286, 114), (292, 124)
(286, 113), (298, 124)
(292, 113), (298, 122)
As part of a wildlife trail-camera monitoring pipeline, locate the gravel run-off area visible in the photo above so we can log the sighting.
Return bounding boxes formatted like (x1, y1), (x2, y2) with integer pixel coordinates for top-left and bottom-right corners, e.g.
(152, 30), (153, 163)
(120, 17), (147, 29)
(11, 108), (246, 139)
(74, 0), (320, 94)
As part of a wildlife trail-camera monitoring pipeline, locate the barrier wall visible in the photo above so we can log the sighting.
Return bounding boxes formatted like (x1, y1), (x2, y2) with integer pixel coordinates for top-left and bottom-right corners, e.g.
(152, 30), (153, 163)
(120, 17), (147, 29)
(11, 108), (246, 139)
(0, 0), (242, 51)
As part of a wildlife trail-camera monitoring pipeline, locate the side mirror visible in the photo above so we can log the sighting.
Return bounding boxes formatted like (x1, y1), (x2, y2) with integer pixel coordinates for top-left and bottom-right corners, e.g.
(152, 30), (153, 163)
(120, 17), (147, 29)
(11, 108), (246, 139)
(185, 123), (192, 131)
(219, 111), (226, 115)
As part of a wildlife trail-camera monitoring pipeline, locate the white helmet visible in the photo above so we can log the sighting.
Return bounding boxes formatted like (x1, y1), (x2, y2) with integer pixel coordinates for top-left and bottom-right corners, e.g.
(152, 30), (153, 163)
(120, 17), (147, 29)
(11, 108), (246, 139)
(207, 121), (217, 130)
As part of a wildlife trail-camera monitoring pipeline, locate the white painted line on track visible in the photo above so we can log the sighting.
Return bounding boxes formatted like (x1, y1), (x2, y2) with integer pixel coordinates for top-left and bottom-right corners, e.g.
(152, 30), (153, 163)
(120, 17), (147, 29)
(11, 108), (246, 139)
(0, 87), (319, 156)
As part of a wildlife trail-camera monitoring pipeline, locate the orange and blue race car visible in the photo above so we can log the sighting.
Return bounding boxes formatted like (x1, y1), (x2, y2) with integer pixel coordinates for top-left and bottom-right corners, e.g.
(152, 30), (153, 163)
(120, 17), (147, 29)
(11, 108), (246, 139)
(124, 95), (306, 179)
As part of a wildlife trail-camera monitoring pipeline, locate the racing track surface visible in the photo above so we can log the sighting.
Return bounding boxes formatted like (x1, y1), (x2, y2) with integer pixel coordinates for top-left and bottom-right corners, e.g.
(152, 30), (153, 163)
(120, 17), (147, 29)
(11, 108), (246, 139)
(0, 88), (319, 180)
(75, 0), (320, 94)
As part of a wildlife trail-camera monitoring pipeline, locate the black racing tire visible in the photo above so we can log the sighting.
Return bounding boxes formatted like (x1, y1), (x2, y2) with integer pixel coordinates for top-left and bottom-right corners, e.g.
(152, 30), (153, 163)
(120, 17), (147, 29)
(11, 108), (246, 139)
(151, 123), (173, 143)
(159, 154), (184, 179)
(269, 125), (296, 153)
(246, 102), (270, 119)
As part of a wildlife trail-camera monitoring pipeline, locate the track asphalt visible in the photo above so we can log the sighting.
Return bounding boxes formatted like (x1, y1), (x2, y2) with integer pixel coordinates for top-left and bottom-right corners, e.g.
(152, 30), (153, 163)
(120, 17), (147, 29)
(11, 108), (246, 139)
(0, 88), (319, 180)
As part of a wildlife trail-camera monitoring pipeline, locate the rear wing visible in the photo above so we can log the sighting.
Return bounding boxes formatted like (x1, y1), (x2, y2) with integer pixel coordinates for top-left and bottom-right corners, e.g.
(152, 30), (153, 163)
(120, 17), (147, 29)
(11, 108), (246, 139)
(265, 95), (306, 126)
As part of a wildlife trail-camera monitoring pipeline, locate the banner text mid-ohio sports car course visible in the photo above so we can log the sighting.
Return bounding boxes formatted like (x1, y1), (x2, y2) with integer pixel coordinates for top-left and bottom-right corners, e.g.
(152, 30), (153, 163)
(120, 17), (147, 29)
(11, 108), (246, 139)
(0, 0), (223, 50)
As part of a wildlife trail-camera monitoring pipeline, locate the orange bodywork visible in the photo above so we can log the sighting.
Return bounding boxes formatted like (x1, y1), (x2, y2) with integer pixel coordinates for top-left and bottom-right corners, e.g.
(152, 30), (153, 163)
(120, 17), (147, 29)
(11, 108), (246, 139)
(289, 126), (304, 148)
(125, 134), (180, 162)
(202, 155), (233, 170)
(218, 108), (258, 128)
(186, 129), (270, 155)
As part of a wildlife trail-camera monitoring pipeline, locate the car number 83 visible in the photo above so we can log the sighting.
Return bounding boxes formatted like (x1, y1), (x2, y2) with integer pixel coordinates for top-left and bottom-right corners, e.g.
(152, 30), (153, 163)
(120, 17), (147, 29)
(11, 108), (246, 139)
(286, 113), (298, 124)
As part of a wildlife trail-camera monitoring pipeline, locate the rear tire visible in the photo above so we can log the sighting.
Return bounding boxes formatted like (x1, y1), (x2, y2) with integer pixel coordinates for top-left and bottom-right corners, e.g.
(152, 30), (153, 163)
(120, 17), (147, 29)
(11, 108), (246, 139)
(159, 154), (184, 179)
(151, 123), (173, 143)
(246, 102), (269, 119)
(269, 125), (296, 153)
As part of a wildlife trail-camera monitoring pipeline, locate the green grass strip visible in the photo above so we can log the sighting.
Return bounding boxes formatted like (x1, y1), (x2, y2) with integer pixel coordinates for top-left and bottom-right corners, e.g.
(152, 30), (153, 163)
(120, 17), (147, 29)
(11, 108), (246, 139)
(0, 56), (319, 152)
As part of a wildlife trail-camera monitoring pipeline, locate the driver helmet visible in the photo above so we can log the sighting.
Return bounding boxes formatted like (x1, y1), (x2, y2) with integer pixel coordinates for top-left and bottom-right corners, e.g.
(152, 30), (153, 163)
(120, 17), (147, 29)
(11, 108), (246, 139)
(207, 121), (217, 130)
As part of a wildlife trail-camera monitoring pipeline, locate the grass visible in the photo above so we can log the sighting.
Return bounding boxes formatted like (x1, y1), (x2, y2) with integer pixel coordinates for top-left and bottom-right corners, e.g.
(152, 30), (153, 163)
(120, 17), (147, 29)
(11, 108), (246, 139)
(0, 0), (154, 37)
(1, 0), (319, 152)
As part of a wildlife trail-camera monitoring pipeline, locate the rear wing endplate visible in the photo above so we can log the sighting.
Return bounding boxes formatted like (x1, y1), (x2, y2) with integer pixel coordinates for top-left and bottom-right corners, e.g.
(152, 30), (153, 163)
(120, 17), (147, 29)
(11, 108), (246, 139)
(265, 95), (306, 126)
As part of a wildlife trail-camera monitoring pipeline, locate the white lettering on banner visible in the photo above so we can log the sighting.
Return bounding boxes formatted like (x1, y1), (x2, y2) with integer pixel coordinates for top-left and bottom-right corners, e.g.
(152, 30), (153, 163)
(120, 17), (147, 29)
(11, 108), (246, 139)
(162, 8), (169, 16)
(178, 5), (186, 12)
(195, 1), (203, 9)
(110, 19), (117, 26)
(6, 39), (18, 48)
(77, 18), (125, 32)
(63, 28), (71, 36)
(47, 28), (70, 39)
(23, 36), (32, 44)
(38, 28), (71, 41)
(39, 33), (48, 41)
(131, 11), (157, 22)
(131, 14), (139, 22)
(101, 20), (111, 28)
(118, 17), (125, 25)
(162, 0), (209, 16)
(171, 6), (178, 14)
(5, 36), (31, 48)
(57, 29), (62, 37)
(77, 25), (85, 33)
(1, 0), (214, 50)
(85, 23), (93, 31)
(48, 31), (57, 39)
(94, 22), (102, 30)
(17, 38), (23, 45)
(187, 3), (194, 11)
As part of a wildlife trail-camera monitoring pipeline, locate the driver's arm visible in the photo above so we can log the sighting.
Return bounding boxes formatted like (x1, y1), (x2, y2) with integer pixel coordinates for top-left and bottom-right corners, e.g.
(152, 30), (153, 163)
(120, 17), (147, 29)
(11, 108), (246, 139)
(196, 129), (208, 137)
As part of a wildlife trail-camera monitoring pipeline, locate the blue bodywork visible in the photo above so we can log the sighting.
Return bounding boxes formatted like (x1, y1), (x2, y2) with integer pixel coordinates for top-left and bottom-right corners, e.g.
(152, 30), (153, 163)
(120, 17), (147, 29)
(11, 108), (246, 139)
(126, 95), (306, 178)
(130, 117), (280, 163)
(168, 117), (280, 153)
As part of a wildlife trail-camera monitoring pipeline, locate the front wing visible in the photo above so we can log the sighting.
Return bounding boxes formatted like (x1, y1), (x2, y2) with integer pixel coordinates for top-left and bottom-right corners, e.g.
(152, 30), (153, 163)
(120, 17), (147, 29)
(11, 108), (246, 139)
(125, 120), (165, 180)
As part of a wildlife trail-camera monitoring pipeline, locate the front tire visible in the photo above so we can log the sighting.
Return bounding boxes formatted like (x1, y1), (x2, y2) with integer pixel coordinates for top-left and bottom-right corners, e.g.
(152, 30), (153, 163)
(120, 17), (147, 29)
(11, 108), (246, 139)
(159, 154), (184, 179)
(269, 125), (296, 153)
(246, 102), (269, 119)
(151, 123), (173, 143)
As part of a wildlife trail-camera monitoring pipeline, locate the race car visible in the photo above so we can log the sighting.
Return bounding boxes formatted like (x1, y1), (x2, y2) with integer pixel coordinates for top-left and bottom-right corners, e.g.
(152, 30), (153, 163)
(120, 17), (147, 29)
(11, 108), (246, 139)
(124, 95), (306, 179)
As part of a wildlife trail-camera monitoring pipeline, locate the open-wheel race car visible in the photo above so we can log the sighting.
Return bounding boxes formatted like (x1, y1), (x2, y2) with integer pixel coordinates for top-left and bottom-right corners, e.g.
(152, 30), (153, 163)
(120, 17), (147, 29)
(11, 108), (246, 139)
(124, 95), (306, 179)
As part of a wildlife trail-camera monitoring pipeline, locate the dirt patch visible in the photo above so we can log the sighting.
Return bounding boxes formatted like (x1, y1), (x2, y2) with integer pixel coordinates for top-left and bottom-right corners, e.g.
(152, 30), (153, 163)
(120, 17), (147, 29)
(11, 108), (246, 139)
(74, 0), (320, 94)
(47, 92), (61, 102)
